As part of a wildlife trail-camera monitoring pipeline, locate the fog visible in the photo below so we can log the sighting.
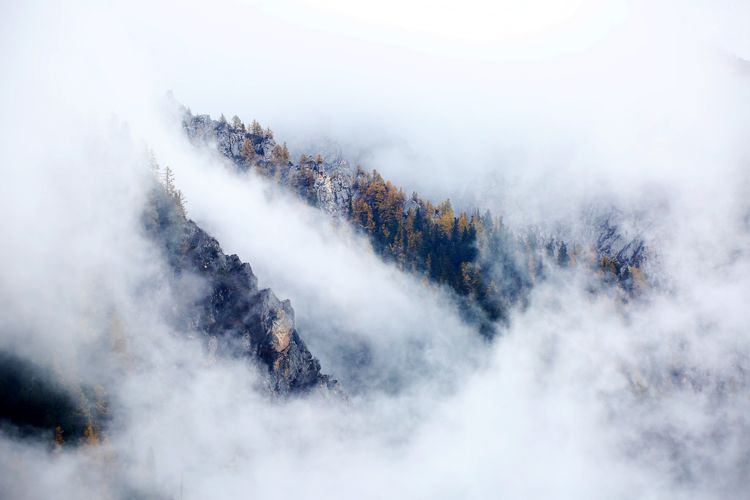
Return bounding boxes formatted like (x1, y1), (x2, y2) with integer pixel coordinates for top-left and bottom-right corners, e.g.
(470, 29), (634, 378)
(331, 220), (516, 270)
(1, 0), (750, 499)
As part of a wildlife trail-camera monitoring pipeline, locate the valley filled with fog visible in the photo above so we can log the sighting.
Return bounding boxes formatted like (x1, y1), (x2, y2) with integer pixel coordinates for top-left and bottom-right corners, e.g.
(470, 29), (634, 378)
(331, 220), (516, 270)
(1, 1), (750, 499)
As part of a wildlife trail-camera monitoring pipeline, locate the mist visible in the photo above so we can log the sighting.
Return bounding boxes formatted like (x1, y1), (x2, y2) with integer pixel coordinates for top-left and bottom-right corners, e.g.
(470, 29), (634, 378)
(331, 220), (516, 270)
(2, 0), (750, 499)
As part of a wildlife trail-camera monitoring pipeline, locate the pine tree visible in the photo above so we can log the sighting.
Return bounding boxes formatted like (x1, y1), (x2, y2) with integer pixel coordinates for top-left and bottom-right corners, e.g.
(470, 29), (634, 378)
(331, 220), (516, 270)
(54, 425), (64, 451)
(147, 149), (159, 176)
(162, 166), (186, 217)
(231, 115), (245, 131)
(174, 189), (187, 218)
(557, 242), (569, 267)
(242, 138), (256, 162)
(84, 423), (99, 446)
(272, 144), (288, 163)
(281, 142), (290, 162)
(437, 199), (455, 234)
(352, 197), (375, 233)
(163, 166), (175, 194)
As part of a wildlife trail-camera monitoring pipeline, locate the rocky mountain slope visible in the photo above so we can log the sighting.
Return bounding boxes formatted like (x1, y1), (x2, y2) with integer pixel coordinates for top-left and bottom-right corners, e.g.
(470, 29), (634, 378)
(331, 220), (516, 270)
(0, 172), (336, 447)
(183, 110), (648, 333)
(185, 113), (353, 218)
(144, 176), (336, 395)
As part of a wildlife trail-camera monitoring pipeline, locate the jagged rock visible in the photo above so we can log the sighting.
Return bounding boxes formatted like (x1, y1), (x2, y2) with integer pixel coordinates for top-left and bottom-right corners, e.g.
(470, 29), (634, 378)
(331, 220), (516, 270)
(306, 158), (353, 217)
(183, 112), (353, 218)
(403, 198), (420, 215)
(184, 114), (274, 167)
(183, 114), (216, 144)
(145, 187), (336, 395)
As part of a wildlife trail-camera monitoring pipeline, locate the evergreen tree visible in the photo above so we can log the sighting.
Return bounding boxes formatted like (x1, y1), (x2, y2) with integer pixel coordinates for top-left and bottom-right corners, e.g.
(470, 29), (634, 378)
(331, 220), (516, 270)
(163, 166), (175, 194)
(231, 115), (245, 131)
(557, 242), (569, 267)
(242, 139), (256, 162)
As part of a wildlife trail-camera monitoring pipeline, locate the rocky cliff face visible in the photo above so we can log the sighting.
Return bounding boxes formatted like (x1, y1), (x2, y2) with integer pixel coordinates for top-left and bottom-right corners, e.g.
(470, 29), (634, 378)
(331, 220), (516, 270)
(0, 181), (335, 446)
(302, 156), (353, 217)
(145, 186), (336, 395)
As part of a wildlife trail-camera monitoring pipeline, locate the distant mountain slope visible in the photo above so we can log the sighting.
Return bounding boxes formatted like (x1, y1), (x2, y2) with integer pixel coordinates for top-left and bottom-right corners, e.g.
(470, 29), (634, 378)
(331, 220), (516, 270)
(183, 110), (647, 334)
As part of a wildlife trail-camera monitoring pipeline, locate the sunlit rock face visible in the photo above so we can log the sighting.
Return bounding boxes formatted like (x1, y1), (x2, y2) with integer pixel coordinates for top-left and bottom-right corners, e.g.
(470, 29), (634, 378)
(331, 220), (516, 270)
(302, 157), (353, 218)
(145, 187), (336, 395)
(266, 306), (293, 353)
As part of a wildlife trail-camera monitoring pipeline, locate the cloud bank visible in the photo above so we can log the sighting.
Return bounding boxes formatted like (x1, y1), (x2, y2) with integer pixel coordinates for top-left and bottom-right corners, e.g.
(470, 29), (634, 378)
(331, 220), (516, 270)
(1, 1), (750, 499)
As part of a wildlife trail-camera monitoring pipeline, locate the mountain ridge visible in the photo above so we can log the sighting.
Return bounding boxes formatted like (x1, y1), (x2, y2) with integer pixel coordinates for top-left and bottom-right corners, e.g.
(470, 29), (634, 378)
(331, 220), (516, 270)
(182, 109), (648, 335)
(144, 174), (337, 396)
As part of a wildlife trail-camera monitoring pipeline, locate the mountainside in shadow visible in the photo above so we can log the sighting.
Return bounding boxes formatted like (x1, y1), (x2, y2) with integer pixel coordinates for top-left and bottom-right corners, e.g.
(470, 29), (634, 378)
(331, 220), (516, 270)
(0, 351), (107, 447)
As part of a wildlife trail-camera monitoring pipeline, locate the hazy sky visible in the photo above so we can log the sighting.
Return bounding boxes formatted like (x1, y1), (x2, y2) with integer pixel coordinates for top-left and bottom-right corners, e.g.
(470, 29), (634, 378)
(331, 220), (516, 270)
(5, 0), (749, 207)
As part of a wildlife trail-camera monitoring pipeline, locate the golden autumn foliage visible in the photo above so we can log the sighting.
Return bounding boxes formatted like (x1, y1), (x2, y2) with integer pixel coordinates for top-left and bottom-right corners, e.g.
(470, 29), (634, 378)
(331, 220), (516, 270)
(231, 115), (244, 131)
(436, 200), (454, 234)
(352, 197), (375, 233)
(272, 143), (290, 163)
(54, 425), (64, 451)
(242, 139), (256, 161)
(350, 167), (484, 296)
(84, 423), (99, 447)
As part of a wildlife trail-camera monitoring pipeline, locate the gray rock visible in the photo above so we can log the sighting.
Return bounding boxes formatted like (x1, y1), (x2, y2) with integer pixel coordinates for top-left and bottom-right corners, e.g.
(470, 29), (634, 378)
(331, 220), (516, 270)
(145, 187), (336, 395)
(183, 113), (354, 218)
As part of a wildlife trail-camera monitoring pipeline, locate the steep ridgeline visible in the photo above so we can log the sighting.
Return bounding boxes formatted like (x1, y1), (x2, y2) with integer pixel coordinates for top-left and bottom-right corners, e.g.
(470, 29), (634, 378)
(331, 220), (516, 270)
(0, 175), (334, 451)
(144, 176), (336, 395)
(183, 111), (647, 335)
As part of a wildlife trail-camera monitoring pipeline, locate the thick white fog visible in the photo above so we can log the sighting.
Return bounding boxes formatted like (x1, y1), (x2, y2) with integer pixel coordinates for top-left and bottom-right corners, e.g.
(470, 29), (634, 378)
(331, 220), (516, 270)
(1, 1), (750, 499)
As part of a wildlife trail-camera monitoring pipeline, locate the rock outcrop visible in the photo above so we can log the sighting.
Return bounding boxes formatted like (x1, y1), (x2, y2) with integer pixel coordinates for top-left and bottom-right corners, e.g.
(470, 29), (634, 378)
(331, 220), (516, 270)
(183, 113), (353, 219)
(145, 186), (335, 395)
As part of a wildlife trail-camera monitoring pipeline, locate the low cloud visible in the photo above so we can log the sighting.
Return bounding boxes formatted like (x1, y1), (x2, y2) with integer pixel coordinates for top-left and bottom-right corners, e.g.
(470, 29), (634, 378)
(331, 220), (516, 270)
(1, 1), (750, 499)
